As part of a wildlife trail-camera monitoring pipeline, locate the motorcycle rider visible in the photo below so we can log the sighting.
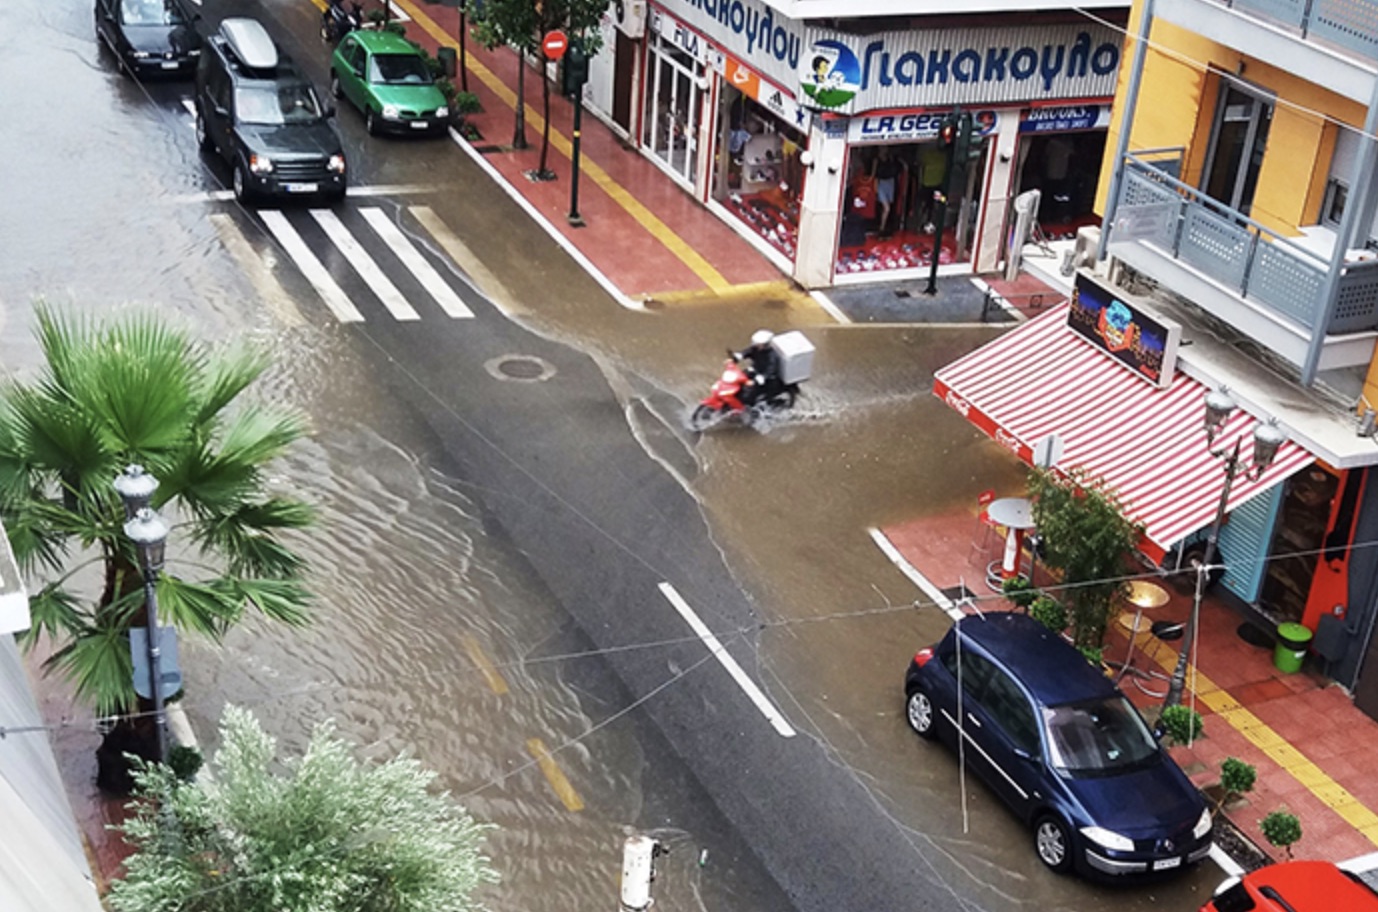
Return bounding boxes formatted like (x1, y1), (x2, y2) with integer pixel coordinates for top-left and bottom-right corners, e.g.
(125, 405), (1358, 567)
(735, 329), (781, 404)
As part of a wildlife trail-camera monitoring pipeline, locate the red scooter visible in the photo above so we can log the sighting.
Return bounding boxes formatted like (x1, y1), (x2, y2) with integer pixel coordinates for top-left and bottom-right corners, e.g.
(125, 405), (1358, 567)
(689, 353), (799, 430)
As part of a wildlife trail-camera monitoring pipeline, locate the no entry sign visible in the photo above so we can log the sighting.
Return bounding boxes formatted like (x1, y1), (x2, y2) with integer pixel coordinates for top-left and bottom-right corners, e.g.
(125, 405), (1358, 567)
(542, 30), (568, 61)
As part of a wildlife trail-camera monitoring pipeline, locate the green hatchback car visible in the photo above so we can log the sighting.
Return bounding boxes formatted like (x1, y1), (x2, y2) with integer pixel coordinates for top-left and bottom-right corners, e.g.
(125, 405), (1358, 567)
(329, 30), (449, 136)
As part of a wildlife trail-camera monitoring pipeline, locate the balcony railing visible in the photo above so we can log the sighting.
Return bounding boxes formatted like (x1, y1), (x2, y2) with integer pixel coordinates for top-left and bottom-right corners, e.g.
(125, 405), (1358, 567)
(1220, 0), (1378, 62)
(1114, 154), (1378, 335)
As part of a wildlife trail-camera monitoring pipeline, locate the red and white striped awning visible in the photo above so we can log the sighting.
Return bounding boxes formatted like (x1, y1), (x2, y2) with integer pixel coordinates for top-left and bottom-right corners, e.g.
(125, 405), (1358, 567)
(933, 304), (1315, 562)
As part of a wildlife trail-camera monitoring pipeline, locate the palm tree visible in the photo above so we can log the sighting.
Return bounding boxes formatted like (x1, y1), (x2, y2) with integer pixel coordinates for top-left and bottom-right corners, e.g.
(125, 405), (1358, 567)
(0, 304), (314, 790)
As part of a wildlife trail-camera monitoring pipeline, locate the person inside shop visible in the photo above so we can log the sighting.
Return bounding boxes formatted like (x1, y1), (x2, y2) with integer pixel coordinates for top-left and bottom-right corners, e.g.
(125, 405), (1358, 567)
(1042, 135), (1076, 224)
(916, 142), (947, 233)
(735, 329), (782, 402)
(870, 147), (905, 237)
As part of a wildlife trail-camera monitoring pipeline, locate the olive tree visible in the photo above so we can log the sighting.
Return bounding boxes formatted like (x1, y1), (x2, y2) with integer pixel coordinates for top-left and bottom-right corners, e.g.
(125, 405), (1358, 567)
(1027, 467), (1142, 648)
(108, 706), (499, 912)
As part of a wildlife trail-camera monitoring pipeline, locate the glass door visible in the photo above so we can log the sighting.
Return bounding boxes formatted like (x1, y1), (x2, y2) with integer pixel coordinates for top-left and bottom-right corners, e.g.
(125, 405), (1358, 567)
(1202, 83), (1274, 216)
(642, 33), (701, 188)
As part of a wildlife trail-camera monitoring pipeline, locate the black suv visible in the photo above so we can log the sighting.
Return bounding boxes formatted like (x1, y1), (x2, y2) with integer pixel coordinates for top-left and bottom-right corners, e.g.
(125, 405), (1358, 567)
(195, 18), (347, 204)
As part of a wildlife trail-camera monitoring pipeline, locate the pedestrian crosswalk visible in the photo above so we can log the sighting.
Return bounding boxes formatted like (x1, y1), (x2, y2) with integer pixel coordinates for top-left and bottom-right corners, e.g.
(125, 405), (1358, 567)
(251, 205), (476, 324)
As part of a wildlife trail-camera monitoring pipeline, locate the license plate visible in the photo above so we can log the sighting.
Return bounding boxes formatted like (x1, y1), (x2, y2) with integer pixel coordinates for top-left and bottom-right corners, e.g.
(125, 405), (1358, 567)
(1153, 857), (1182, 871)
(160, 61), (178, 69)
(284, 182), (318, 194)
(410, 120), (429, 129)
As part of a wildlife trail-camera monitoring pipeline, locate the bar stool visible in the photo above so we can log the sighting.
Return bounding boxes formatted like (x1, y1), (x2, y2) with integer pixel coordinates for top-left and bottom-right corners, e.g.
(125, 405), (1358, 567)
(968, 489), (1004, 566)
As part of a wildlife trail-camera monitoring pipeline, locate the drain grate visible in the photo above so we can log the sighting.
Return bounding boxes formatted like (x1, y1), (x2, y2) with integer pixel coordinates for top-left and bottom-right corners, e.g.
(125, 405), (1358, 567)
(484, 354), (556, 383)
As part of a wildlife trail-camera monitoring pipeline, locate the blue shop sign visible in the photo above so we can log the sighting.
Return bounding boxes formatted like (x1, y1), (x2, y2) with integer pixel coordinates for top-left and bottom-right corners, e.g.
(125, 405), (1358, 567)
(1020, 105), (1112, 133)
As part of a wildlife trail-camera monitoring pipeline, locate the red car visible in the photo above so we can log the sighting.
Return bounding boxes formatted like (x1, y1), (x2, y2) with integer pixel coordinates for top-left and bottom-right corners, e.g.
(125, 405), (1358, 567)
(1202, 853), (1378, 911)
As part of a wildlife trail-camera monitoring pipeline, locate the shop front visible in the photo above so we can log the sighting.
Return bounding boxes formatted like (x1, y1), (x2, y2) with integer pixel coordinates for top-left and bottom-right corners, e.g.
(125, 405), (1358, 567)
(582, 3), (642, 140)
(1012, 104), (1112, 240)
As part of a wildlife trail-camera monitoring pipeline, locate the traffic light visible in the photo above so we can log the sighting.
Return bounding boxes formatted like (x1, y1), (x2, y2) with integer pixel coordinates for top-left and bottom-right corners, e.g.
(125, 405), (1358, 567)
(939, 113), (959, 147)
(561, 43), (589, 97)
(954, 112), (983, 165)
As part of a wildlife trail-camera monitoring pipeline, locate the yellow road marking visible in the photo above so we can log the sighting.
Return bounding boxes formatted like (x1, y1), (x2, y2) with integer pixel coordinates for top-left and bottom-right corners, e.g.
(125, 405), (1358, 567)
(644, 280), (804, 305)
(526, 738), (585, 812)
(389, 0), (733, 294)
(461, 634), (508, 695)
(1139, 638), (1378, 845)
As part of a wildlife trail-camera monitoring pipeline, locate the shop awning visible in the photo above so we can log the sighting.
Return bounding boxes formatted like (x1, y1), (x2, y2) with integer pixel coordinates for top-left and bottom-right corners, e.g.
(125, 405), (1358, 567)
(933, 305), (1316, 562)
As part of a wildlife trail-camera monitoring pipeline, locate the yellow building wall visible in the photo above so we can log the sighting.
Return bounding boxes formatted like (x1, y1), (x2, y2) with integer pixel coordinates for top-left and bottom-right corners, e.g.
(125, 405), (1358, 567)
(1095, 4), (1364, 238)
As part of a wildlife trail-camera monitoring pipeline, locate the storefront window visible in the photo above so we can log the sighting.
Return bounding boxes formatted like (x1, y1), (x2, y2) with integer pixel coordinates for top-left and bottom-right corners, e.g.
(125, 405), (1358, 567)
(1015, 130), (1107, 240)
(711, 88), (806, 262)
(642, 32), (704, 188)
(836, 139), (982, 276)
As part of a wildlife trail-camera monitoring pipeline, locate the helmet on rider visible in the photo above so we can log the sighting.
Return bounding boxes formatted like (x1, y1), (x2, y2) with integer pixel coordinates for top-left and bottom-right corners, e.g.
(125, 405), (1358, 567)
(751, 329), (774, 347)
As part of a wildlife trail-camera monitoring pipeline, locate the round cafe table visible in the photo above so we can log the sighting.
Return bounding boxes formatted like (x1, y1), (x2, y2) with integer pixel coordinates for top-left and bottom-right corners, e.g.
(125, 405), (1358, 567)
(1107, 581), (1172, 695)
(984, 497), (1035, 591)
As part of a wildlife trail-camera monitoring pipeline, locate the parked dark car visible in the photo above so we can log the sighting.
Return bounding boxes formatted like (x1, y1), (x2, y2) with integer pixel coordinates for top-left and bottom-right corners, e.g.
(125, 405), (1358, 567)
(195, 18), (347, 205)
(904, 612), (1212, 878)
(95, 0), (202, 77)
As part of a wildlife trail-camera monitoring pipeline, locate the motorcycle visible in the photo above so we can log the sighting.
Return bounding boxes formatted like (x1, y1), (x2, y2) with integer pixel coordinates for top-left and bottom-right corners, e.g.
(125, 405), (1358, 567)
(321, 0), (364, 43)
(689, 352), (800, 430)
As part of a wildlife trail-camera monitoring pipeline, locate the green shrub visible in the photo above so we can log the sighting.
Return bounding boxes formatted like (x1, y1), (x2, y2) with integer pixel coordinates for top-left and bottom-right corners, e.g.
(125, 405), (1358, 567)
(1077, 644), (1104, 667)
(1159, 705), (1204, 745)
(1001, 576), (1037, 610)
(1030, 595), (1068, 633)
(167, 744), (203, 782)
(1260, 810), (1302, 858)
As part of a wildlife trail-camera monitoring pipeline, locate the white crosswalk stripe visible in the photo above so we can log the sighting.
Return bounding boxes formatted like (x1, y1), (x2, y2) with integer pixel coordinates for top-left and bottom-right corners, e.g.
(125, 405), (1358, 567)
(309, 209), (420, 321)
(361, 208), (474, 319)
(259, 210), (365, 323)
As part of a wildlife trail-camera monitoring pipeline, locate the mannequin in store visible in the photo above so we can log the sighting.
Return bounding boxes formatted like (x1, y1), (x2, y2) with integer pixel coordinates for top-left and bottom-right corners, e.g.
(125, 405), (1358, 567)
(1043, 135), (1075, 224)
(916, 143), (947, 234)
(870, 147), (905, 237)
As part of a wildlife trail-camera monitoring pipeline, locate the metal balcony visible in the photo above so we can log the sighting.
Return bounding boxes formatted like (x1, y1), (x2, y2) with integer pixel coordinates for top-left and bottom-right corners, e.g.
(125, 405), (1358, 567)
(1157, 0), (1378, 103)
(1107, 154), (1378, 371)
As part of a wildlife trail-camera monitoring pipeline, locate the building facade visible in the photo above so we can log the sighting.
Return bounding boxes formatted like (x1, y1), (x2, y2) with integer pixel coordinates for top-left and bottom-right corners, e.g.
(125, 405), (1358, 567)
(937, 0), (1378, 718)
(580, 0), (1129, 288)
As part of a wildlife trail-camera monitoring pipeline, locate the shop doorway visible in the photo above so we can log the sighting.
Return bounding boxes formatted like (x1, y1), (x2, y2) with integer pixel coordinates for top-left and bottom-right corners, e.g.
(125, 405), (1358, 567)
(836, 139), (986, 276)
(1015, 130), (1106, 239)
(612, 31), (636, 133)
(1259, 465), (1339, 624)
(643, 31), (704, 188)
(1202, 82), (1274, 216)
(711, 88), (806, 262)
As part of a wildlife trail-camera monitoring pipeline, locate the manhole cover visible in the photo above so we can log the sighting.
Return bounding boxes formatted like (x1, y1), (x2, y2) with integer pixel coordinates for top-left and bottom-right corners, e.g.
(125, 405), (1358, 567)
(484, 355), (556, 383)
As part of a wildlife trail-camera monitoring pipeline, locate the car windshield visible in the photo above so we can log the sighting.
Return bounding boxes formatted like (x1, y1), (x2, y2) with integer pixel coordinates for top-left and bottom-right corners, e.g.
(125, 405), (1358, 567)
(235, 84), (323, 126)
(368, 54), (433, 85)
(1042, 696), (1158, 775)
(120, 0), (187, 26)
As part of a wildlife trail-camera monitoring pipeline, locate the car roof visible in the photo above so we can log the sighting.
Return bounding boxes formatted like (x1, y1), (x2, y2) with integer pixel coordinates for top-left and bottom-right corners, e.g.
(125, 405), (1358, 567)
(1236, 860), (1378, 910)
(949, 612), (1118, 706)
(348, 29), (423, 54)
(218, 18), (278, 70)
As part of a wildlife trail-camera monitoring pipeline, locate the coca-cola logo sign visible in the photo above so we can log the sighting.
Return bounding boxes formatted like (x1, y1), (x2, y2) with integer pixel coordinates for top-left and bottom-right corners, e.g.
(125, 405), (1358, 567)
(945, 390), (970, 417)
(995, 428), (1023, 455)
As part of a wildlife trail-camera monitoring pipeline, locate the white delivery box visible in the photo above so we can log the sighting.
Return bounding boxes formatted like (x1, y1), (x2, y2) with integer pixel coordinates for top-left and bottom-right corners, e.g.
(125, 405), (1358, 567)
(771, 331), (815, 385)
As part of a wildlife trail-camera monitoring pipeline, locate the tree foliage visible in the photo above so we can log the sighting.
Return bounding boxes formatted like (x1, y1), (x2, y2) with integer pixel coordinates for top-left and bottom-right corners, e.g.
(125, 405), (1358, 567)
(470, 0), (606, 161)
(0, 304), (314, 715)
(108, 706), (499, 912)
(1027, 467), (1141, 648)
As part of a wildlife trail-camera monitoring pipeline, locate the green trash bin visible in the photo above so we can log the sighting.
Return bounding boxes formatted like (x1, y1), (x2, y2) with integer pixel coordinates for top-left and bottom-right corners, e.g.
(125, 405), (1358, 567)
(1274, 622), (1313, 674)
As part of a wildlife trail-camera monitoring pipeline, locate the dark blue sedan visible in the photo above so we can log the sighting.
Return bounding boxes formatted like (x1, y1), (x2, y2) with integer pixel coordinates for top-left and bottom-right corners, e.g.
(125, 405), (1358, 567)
(904, 612), (1212, 878)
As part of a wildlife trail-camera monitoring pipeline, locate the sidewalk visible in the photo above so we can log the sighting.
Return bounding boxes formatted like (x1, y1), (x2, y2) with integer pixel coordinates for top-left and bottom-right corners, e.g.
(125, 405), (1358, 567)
(877, 511), (1378, 869)
(389, 0), (792, 309)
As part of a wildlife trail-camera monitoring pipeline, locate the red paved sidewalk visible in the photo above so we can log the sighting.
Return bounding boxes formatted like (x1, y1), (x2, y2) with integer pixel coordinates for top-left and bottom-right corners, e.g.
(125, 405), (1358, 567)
(881, 508), (1378, 867)
(389, 0), (786, 304)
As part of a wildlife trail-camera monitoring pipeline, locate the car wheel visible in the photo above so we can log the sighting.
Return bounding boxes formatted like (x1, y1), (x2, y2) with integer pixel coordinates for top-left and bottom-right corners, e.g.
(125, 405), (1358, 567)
(330, 73), (342, 99)
(1034, 815), (1074, 874)
(232, 163), (251, 205)
(905, 689), (937, 740)
(366, 109), (380, 136)
(195, 112), (213, 153)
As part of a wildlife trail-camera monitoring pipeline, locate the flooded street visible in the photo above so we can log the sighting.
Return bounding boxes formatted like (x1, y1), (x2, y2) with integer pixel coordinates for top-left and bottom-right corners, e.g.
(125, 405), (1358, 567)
(2, 1), (1222, 910)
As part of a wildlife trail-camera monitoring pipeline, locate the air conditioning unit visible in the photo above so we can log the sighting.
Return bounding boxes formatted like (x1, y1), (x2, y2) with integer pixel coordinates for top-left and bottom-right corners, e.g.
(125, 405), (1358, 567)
(615, 0), (646, 38)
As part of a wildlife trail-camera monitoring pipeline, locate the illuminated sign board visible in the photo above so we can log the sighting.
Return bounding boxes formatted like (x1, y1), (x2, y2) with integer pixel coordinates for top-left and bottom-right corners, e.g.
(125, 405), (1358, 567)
(1068, 273), (1180, 388)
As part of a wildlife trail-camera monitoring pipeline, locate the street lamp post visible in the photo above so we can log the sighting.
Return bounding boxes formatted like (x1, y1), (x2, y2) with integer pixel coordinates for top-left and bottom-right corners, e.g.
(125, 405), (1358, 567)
(113, 465), (170, 764)
(1161, 391), (1286, 712)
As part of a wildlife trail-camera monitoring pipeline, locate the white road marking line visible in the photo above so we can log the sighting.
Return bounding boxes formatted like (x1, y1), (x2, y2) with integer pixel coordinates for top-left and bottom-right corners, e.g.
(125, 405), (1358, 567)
(410, 205), (522, 317)
(1209, 843), (1244, 877)
(259, 210), (365, 323)
(867, 528), (963, 621)
(181, 97), (196, 119)
(209, 214), (305, 327)
(310, 209), (419, 321)
(657, 582), (795, 738)
(360, 208), (474, 318)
